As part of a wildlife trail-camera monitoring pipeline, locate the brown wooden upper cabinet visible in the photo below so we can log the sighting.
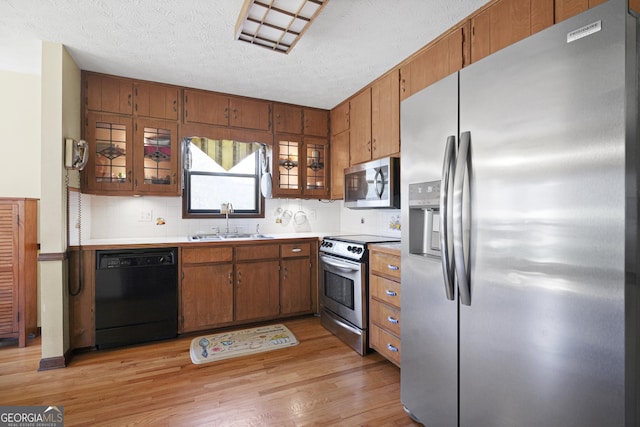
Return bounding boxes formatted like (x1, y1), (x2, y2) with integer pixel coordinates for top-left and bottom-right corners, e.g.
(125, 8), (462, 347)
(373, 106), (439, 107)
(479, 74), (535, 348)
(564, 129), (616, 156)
(82, 112), (134, 194)
(272, 133), (330, 199)
(470, 0), (554, 64)
(274, 103), (303, 134)
(330, 99), (350, 199)
(303, 108), (329, 137)
(134, 82), (179, 121)
(349, 88), (372, 165)
(555, 0), (608, 22)
(350, 69), (400, 166)
(330, 128), (349, 200)
(400, 23), (469, 100)
(133, 118), (180, 195)
(330, 99), (350, 136)
(84, 73), (133, 115)
(183, 89), (272, 131)
(371, 69), (400, 159)
(274, 104), (329, 137)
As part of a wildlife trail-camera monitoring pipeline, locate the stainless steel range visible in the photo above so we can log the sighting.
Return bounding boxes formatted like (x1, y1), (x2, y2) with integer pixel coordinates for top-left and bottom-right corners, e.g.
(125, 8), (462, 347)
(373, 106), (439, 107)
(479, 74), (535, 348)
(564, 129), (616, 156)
(319, 234), (400, 354)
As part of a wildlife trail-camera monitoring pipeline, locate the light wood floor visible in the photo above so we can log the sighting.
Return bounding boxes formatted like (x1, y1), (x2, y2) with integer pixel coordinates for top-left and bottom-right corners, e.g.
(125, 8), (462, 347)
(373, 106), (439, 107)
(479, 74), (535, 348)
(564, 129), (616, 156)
(0, 316), (420, 426)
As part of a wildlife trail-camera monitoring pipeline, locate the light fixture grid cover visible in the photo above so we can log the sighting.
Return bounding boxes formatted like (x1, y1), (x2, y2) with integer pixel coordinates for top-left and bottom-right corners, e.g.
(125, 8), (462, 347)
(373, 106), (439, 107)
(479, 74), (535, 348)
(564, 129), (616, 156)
(235, 0), (328, 54)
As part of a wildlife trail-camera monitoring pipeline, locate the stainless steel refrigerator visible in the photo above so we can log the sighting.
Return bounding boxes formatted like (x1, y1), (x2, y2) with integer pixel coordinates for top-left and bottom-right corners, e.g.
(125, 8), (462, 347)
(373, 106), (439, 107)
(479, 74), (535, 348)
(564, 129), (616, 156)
(400, 0), (639, 426)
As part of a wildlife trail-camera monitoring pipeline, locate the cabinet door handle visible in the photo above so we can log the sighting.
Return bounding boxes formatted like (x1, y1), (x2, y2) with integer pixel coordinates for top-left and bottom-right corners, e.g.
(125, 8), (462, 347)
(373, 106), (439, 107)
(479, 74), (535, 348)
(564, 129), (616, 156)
(224, 107), (229, 119)
(173, 99), (177, 112)
(128, 93), (132, 106)
(386, 343), (399, 352)
(237, 271), (241, 285)
(387, 264), (399, 271)
(291, 248), (302, 253)
(128, 170), (132, 183)
(228, 272), (232, 285)
(385, 290), (397, 297)
(387, 316), (399, 325)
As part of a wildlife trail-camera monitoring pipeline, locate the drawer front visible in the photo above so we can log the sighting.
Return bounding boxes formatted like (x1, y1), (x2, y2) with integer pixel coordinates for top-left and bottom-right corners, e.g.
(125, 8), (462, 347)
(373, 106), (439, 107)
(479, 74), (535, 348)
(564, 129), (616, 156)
(235, 244), (280, 261)
(370, 324), (401, 366)
(182, 246), (233, 264)
(370, 300), (401, 337)
(281, 242), (311, 258)
(370, 252), (401, 281)
(370, 274), (401, 308)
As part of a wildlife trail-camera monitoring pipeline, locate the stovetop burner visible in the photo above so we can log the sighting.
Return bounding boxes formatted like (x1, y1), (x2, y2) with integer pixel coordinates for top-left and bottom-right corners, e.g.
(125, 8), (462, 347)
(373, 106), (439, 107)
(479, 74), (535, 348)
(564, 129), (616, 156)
(320, 234), (400, 261)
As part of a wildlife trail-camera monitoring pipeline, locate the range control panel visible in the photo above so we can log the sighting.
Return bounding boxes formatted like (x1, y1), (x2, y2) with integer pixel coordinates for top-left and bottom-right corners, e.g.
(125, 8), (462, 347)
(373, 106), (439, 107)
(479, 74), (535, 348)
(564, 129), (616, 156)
(320, 239), (366, 261)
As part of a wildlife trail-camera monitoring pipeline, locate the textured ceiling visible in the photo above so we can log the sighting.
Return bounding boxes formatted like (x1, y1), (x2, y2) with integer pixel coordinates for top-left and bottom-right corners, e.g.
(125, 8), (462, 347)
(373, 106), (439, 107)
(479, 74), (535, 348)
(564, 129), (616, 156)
(0, 0), (489, 109)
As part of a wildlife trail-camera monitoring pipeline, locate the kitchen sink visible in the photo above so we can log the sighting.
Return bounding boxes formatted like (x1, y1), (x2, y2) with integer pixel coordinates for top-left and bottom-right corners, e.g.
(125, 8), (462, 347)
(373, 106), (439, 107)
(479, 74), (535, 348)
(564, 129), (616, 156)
(187, 234), (222, 242)
(188, 233), (274, 241)
(219, 233), (274, 240)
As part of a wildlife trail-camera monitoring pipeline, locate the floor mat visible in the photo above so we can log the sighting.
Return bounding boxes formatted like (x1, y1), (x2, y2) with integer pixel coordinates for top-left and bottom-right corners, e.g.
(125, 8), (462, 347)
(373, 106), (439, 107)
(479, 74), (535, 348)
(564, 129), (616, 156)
(189, 324), (299, 364)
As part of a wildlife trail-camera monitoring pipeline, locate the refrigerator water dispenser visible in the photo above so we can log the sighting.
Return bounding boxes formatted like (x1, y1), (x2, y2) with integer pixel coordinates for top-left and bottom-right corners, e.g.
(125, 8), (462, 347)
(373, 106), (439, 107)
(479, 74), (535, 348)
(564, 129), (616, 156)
(408, 181), (441, 257)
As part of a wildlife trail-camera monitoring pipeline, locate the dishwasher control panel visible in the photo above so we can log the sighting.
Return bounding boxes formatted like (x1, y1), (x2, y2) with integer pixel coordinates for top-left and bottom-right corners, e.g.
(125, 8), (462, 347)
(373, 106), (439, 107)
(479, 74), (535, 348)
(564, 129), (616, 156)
(97, 249), (176, 269)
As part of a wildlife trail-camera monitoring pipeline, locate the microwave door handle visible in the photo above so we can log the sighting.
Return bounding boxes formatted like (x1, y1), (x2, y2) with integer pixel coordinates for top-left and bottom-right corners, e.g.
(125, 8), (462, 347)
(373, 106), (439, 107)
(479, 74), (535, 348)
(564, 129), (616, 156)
(374, 168), (385, 199)
(321, 256), (360, 273)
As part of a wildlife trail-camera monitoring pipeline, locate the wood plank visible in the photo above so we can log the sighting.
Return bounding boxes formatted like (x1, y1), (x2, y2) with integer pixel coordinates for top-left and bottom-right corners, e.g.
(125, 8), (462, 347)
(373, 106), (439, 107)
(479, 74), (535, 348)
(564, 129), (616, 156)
(0, 316), (418, 426)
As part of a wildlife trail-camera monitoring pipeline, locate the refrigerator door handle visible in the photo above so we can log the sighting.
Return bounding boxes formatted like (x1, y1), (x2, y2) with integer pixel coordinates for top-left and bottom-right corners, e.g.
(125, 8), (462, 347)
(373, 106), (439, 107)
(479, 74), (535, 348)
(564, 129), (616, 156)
(454, 131), (471, 306)
(440, 135), (456, 300)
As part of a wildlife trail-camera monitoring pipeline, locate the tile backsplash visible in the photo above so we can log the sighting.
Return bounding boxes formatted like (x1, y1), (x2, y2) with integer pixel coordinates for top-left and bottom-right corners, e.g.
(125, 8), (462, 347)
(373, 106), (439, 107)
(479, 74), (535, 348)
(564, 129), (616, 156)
(67, 192), (401, 244)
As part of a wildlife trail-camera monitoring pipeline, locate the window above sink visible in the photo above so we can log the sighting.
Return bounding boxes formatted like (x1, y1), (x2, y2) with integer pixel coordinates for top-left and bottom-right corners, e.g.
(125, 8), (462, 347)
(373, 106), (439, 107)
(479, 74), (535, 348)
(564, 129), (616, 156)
(182, 136), (266, 219)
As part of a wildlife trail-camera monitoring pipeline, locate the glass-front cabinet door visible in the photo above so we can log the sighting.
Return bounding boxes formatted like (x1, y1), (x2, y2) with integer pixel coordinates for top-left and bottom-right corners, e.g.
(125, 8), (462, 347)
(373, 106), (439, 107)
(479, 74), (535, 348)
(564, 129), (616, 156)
(273, 133), (329, 198)
(304, 137), (329, 197)
(273, 134), (302, 197)
(83, 112), (133, 194)
(134, 118), (178, 195)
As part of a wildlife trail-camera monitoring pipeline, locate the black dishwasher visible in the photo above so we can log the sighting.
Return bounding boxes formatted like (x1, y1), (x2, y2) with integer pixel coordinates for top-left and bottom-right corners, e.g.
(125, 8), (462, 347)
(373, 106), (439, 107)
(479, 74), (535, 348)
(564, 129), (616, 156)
(95, 248), (178, 349)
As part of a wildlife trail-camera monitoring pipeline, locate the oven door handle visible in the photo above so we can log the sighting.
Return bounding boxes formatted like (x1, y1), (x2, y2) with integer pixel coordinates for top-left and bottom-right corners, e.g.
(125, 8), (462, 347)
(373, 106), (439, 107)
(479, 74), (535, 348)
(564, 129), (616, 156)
(320, 255), (360, 272)
(324, 309), (362, 335)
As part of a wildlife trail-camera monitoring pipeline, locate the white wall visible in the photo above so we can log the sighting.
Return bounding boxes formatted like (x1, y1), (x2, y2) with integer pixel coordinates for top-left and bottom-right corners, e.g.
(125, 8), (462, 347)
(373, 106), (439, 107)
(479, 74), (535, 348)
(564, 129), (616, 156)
(0, 69), (41, 198)
(72, 194), (401, 242)
(39, 42), (81, 359)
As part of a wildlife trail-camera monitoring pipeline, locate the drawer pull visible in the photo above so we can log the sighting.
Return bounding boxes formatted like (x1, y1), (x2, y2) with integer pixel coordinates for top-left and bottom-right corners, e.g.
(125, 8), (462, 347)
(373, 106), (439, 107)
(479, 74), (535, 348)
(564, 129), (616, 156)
(387, 316), (399, 324)
(385, 290), (397, 297)
(387, 343), (399, 352)
(291, 248), (302, 253)
(387, 264), (399, 271)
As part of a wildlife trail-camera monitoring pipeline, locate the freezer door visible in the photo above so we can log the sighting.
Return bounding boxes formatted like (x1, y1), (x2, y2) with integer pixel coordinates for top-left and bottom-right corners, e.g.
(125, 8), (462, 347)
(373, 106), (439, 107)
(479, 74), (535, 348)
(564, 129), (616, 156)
(458, 2), (627, 426)
(400, 72), (458, 426)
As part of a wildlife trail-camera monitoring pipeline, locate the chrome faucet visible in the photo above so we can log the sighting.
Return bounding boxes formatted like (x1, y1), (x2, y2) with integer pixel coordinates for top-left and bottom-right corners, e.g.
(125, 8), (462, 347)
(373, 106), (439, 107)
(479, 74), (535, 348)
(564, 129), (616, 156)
(222, 202), (233, 233)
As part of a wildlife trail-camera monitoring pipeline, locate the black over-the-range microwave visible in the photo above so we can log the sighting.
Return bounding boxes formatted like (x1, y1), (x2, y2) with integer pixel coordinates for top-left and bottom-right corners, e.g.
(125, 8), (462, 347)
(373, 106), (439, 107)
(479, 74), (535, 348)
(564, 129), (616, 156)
(344, 157), (400, 209)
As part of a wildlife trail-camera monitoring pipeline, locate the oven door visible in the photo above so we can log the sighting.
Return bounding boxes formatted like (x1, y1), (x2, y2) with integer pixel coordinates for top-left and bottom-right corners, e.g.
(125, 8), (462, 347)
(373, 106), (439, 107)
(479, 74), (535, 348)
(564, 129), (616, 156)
(319, 254), (366, 329)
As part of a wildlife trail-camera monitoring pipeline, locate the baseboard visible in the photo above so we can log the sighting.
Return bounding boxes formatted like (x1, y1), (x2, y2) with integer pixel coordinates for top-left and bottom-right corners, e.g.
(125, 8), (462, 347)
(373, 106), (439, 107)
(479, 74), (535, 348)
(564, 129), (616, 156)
(38, 348), (73, 371)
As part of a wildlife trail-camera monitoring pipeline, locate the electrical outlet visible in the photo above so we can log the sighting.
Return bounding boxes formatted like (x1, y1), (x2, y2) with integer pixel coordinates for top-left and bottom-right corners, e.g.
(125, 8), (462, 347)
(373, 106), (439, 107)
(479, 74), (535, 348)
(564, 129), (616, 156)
(139, 209), (152, 222)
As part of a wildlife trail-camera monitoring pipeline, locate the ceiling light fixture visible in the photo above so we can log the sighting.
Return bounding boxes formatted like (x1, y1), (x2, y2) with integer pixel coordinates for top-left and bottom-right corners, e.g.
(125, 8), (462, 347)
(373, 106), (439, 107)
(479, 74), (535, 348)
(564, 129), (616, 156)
(234, 0), (328, 54)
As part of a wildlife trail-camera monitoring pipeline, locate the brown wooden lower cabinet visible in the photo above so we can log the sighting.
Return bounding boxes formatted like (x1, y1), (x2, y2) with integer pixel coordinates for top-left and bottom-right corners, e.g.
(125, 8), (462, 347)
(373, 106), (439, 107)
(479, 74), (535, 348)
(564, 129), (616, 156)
(368, 244), (401, 367)
(69, 239), (317, 349)
(68, 249), (96, 349)
(281, 243), (312, 316)
(182, 262), (234, 332)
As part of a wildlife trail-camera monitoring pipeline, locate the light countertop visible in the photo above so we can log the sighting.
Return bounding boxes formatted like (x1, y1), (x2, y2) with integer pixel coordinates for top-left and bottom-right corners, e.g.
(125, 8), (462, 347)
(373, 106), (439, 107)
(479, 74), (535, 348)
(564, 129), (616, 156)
(75, 231), (338, 249)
